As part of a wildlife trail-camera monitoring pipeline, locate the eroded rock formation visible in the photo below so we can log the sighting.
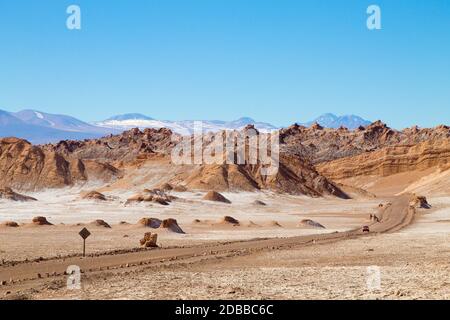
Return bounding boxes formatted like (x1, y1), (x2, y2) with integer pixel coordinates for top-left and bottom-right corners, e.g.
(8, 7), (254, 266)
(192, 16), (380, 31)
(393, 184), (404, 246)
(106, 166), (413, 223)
(0, 137), (120, 191)
(317, 139), (450, 180)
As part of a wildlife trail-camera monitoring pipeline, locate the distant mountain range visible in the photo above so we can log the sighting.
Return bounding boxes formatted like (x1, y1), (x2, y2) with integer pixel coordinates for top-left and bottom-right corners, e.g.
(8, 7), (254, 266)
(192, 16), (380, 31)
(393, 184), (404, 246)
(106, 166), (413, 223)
(94, 113), (371, 133)
(0, 109), (119, 144)
(0, 109), (372, 144)
(301, 113), (371, 129)
(94, 114), (278, 135)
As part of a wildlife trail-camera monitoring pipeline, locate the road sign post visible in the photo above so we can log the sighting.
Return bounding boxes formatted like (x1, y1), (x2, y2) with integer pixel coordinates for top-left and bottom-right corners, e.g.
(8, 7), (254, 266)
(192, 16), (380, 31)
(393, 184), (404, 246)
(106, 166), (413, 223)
(79, 227), (91, 257)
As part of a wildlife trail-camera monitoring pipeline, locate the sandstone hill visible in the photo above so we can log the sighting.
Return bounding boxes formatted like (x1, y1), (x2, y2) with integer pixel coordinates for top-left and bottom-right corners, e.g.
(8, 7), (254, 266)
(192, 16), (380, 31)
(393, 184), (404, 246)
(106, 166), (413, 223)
(37, 127), (348, 198)
(161, 126), (349, 197)
(167, 154), (348, 197)
(317, 139), (450, 180)
(280, 121), (449, 164)
(43, 127), (175, 163)
(2, 121), (448, 198)
(0, 137), (120, 191)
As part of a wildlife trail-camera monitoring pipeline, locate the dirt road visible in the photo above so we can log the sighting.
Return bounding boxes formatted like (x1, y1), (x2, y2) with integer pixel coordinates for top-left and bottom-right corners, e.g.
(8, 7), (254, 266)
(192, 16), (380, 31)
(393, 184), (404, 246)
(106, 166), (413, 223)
(0, 194), (414, 296)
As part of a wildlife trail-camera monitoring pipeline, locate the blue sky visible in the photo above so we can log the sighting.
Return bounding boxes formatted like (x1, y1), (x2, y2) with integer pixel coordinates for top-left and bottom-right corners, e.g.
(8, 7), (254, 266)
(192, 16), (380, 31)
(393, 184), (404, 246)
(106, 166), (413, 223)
(0, 0), (449, 128)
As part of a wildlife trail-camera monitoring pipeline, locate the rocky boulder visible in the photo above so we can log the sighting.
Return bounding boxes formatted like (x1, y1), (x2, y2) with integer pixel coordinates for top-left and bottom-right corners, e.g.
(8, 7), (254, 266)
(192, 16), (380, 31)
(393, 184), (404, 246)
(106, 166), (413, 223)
(221, 216), (240, 226)
(126, 189), (175, 206)
(140, 232), (158, 248)
(0, 187), (37, 202)
(161, 218), (185, 234)
(138, 217), (162, 228)
(32, 216), (53, 226)
(1, 221), (19, 227)
(82, 191), (107, 201)
(411, 195), (431, 209)
(90, 219), (111, 228)
(203, 191), (231, 204)
(299, 219), (325, 229)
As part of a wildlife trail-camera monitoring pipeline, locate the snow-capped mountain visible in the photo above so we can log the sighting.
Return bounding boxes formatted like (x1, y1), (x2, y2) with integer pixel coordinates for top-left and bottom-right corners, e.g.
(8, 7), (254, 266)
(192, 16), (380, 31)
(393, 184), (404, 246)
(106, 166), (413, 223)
(105, 113), (154, 121)
(302, 113), (371, 129)
(0, 109), (24, 126)
(0, 108), (373, 144)
(12, 109), (115, 135)
(0, 109), (118, 144)
(94, 114), (278, 134)
(0, 109), (279, 143)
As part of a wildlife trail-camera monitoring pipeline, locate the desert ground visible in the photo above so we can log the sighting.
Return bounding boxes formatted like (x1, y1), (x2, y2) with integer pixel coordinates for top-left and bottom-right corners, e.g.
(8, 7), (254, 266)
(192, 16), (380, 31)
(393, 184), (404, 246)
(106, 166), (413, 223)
(0, 186), (375, 261)
(38, 202), (449, 300)
(1, 184), (448, 300)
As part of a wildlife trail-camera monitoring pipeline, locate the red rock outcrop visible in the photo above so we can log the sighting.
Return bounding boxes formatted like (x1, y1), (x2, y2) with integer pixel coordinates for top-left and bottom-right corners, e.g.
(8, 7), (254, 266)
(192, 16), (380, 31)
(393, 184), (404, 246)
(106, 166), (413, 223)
(202, 191), (231, 203)
(44, 127), (176, 163)
(317, 139), (450, 180)
(6, 121), (447, 198)
(221, 216), (240, 226)
(82, 191), (107, 201)
(280, 121), (450, 164)
(140, 232), (158, 247)
(0, 187), (37, 201)
(32, 216), (53, 226)
(299, 219), (326, 229)
(160, 218), (185, 234)
(138, 217), (162, 228)
(167, 154), (348, 198)
(90, 219), (112, 228)
(410, 195), (431, 209)
(126, 189), (175, 205)
(1, 221), (19, 227)
(0, 137), (120, 191)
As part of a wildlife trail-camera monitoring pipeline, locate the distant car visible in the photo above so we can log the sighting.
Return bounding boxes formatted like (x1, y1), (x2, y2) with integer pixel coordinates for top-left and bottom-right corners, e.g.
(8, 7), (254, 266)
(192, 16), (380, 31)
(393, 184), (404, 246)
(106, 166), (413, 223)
(362, 226), (370, 233)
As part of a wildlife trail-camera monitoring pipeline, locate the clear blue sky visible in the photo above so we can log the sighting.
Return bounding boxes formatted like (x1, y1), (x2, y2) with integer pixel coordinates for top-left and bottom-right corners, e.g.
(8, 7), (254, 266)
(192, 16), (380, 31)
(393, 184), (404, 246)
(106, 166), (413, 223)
(0, 0), (449, 128)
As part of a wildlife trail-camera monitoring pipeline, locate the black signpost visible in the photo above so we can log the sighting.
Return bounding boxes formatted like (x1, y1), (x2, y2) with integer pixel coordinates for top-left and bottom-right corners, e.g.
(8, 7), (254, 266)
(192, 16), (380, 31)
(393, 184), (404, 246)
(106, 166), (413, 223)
(79, 227), (91, 257)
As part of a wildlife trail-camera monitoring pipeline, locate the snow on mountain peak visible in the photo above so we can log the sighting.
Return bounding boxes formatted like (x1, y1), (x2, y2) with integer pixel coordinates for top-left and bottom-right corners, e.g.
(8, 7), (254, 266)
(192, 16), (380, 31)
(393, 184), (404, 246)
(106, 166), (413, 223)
(95, 115), (277, 135)
(34, 111), (44, 119)
(303, 113), (371, 130)
(106, 113), (153, 121)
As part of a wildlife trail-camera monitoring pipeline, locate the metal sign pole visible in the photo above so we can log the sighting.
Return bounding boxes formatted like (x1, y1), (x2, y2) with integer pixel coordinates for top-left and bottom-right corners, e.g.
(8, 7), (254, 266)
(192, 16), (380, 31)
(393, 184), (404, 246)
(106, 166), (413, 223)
(79, 227), (91, 258)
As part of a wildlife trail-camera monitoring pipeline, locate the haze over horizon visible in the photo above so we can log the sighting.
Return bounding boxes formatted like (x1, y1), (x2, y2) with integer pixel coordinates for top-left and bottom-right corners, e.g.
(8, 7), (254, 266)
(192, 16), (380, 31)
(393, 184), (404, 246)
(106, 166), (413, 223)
(1, 0), (449, 128)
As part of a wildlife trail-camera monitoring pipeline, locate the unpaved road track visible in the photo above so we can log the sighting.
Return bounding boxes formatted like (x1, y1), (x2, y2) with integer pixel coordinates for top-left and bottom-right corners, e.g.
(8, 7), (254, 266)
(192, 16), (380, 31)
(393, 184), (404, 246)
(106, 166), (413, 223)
(0, 194), (414, 296)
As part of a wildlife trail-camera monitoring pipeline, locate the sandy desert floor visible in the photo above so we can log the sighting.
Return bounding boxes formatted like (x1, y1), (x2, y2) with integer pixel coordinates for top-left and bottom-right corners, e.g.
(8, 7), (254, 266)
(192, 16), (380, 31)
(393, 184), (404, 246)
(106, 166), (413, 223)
(0, 188), (449, 300)
(0, 187), (375, 261)
(26, 197), (450, 300)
